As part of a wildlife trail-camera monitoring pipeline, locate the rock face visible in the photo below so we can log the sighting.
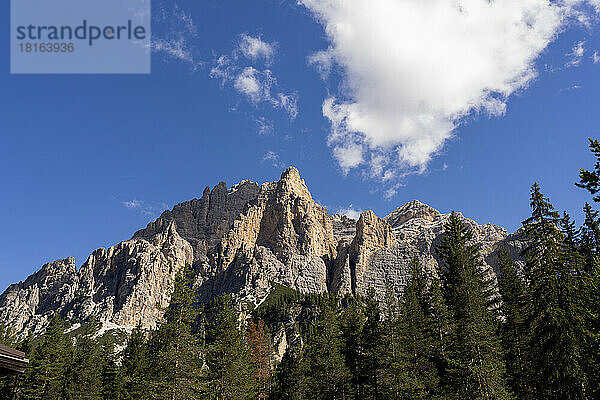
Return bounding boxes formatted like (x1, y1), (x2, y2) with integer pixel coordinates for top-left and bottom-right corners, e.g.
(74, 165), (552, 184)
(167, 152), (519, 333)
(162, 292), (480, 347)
(0, 168), (521, 339)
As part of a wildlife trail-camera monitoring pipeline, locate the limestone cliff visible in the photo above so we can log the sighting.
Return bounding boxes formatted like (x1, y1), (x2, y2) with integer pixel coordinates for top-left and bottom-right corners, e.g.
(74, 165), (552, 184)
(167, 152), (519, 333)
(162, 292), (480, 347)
(0, 168), (520, 339)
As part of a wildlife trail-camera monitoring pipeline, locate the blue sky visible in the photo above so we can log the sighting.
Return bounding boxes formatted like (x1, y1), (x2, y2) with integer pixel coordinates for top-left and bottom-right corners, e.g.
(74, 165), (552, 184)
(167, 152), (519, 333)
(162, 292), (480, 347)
(2, 0), (600, 291)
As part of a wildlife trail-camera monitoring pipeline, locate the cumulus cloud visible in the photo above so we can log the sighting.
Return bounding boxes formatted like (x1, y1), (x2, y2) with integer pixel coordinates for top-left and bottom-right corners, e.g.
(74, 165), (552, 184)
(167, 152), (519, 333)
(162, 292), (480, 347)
(238, 34), (276, 64)
(565, 41), (585, 67)
(337, 204), (362, 220)
(234, 67), (276, 103)
(211, 34), (298, 120)
(593, 50), (600, 63)
(262, 150), (286, 168)
(300, 0), (596, 182)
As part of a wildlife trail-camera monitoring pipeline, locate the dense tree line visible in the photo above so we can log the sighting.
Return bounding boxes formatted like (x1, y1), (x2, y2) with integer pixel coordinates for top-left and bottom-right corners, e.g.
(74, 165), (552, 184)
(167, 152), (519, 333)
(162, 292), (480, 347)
(1, 139), (600, 399)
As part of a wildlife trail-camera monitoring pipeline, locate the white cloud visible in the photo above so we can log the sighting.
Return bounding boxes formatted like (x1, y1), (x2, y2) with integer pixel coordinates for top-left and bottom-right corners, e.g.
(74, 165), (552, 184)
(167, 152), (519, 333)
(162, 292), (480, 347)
(121, 199), (166, 217)
(262, 151), (286, 169)
(331, 140), (363, 174)
(277, 93), (299, 119)
(565, 40), (585, 67)
(559, 84), (582, 92)
(150, 5), (201, 69)
(210, 35), (299, 120)
(300, 0), (597, 183)
(149, 38), (198, 68)
(234, 67), (275, 103)
(255, 117), (275, 135)
(308, 48), (335, 78)
(593, 50), (600, 63)
(238, 34), (276, 65)
(122, 199), (143, 209)
(338, 204), (362, 220)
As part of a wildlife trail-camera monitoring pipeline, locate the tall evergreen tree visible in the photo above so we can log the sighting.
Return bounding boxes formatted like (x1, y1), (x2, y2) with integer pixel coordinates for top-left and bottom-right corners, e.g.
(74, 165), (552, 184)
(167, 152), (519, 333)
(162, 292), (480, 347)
(398, 258), (441, 398)
(271, 351), (303, 400)
(100, 340), (123, 400)
(496, 247), (529, 398)
(358, 289), (384, 400)
(120, 325), (150, 400)
(428, 276), (454, 396)
(146, 264), (203, 399)
(339, 295), (365, 397)
(297, 294), (351, 400)
(438, 212), (510, 399)
(522, 183), (586, 399)
(66, 319), (103, 399)
(21, 312), (71, 400)
(204, 294), (255, 400)
(376, 286), (408, 399)
(578, 204), (600, 398)
(575, 141), (600, 397)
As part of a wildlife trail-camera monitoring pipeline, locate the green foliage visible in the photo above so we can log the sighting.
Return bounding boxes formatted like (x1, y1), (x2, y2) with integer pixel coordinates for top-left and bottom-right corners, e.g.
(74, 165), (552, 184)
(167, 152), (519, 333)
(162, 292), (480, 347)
(522, 185), (586, 399)
(65, 319), (103, 399)
(496, 247), (529, 398)
(577, 138), (600, 202)
(296, 294), (351, 400)
(397, 258), (441, 398)
(121, 325), (150, 399)
(146, 264), (203, 399)
(438, 212), (511, 399)
(22, 312), (71, 400)
(254, 284), (302, 320)
(204, 294), (256, 399)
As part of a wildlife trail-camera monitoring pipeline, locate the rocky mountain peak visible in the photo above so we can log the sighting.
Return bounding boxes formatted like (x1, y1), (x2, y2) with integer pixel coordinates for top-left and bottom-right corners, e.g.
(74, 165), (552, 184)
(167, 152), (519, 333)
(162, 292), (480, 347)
(0, 167), (523, 344)
(275, 166), (312, 201)
(384, 199), (441, 228)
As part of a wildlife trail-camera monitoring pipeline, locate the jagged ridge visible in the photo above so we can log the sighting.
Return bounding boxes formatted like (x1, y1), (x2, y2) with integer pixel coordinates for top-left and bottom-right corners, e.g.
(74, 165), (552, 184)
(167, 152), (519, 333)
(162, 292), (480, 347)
(0, 167), (524, 351)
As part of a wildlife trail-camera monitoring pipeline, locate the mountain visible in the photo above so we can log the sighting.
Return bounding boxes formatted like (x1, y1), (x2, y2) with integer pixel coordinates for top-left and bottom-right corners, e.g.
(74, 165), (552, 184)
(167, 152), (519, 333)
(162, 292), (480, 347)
(0, 167), (525, 341)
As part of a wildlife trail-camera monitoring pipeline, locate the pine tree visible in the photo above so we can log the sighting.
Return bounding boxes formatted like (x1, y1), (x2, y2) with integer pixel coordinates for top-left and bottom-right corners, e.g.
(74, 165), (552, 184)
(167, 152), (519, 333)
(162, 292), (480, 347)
(358, 289), (384, 400)
(438, 212), (510, 399)
(575, 143), (600, 398)
(66, 319), (103, 399)
(204, 294), (255, 399)
(297, 294), (351, 400)
(339, 295), (365, 397)
(378, 286), (407, 399)
(522, 183), (586, 399)
(428, 276), (454, 396)
(398, 257), (441, 398)
(579, 204), (600, 398)
(22, 312), (72, 400)
(271, 351), (303, 400)
(146, 264), (203, 399)
(496, 247), (529, 398)
(100, 340), (122, 400)
(120, 325), (150, 399)
(576, 138), (600, 202)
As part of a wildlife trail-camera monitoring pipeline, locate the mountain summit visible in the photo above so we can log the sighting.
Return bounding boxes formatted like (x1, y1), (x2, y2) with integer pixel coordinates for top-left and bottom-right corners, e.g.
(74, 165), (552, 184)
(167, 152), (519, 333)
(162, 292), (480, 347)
(0, 167), (522, 342)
